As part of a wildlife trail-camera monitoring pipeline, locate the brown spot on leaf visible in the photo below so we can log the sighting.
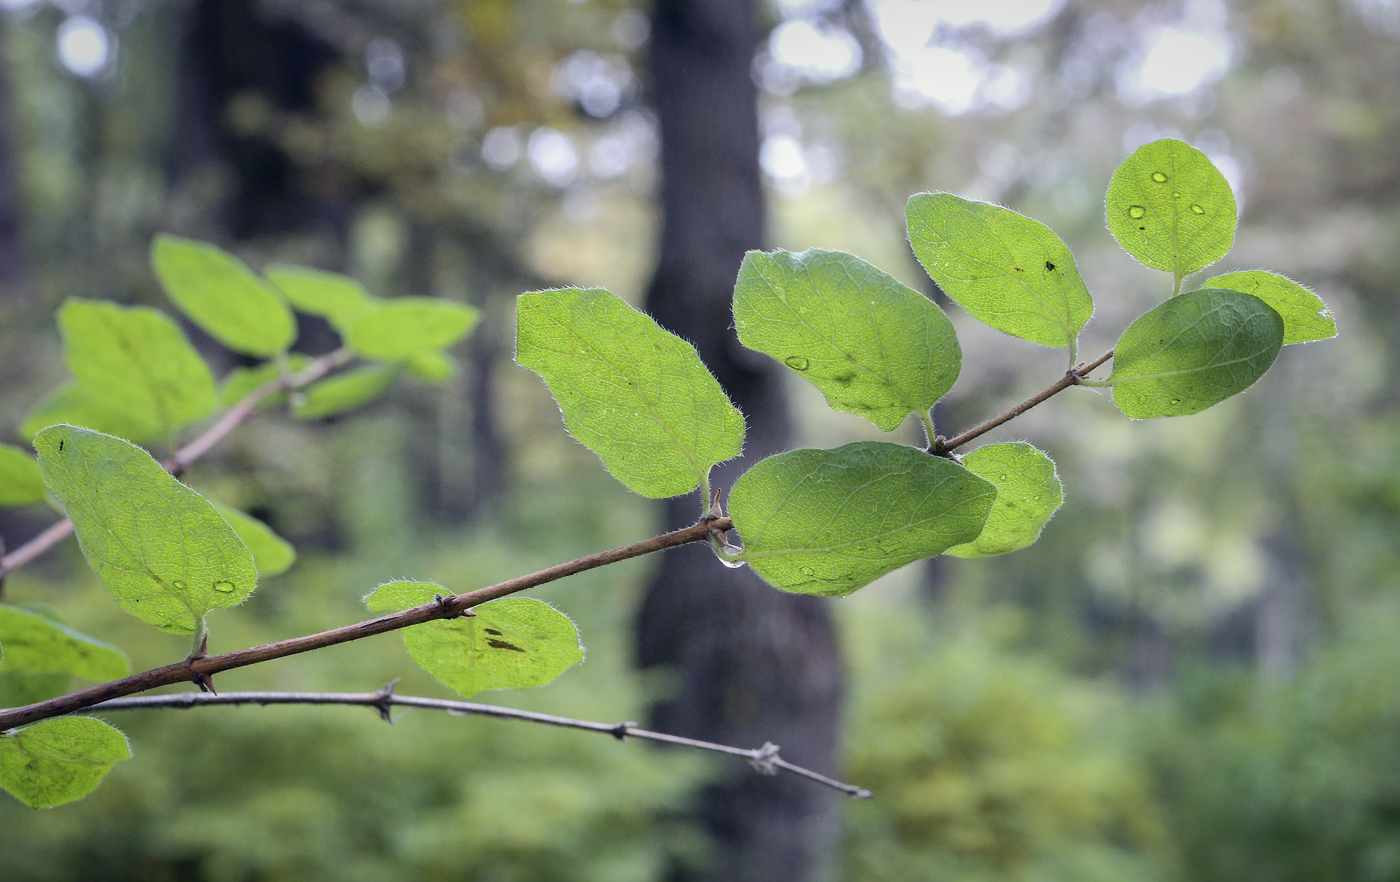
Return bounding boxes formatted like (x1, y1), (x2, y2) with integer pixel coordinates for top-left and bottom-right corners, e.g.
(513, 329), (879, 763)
(487, 639), (525, 652)
(484, 628), (503, 636)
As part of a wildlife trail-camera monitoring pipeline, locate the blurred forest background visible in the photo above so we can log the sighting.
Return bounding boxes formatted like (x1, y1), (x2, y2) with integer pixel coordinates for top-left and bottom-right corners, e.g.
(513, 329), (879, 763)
(2, 0), (1399, 879)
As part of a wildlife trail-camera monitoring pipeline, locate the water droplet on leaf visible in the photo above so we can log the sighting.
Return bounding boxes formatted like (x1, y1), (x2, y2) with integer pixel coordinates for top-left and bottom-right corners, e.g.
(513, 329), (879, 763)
(784, 356), (810, 371)
(1128, 205), (1146, 219)
(212, 580), (236, 594)
(719, 556), (745, 569)
(1151, 171), (1169, 182)
(799, 565), (816, 577)
(1190, 203), (1206, 215)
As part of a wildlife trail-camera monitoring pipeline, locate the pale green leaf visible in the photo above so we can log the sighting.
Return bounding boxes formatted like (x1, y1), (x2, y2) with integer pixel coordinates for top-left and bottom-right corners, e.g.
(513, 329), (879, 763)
(292, 365), (398, 419)
(343, 298), (479, 361)
(152, 235), (296, 357)
(906, 193), (1093, 348)
(264, 264), (374, 330)
(516, 288), (745, 498)
(1106, 138), (1237, 277)
(729, 442), (997, 596)
(945, 443), (1062, 558)
(212, 505), (296, 577)
(404, 351), (458, 384)
(0, 717), (131, 808)
(218, 355), (314, 409)
(0, 604), (130, 680)
(59, 299), (218, 438)
(20, 383), (163, 445)
(1204, 270), (1336, 345)
(0, 444), (46, 507)
(0, 673), (69, 708)
(33, 426), (258, 635)
(733, 249), (960, 431)
(1109, 288), (1284, 419)
(364, 583), (584, 697)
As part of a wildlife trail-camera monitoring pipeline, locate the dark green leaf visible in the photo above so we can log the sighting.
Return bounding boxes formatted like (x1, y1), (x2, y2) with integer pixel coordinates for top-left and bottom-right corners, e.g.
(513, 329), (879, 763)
(729, 442), (997, 596)
(152, 235), (296, 357)
(516, 288), (745, 498)
(0, 718), (131, 808)
(946, 443), (1062, 558)
(0, 444), (46, 507)
(33, 426), (258, 635)
(733, 249), (960, 431)
(343, 298), (479, 361)
(906, 193), (1093, 348)
(1105, 139), (1236, 277)
(364, 582), (584, 697)
(1204, 270), (1337, 345)
(292, 365), (398, 419)
(1109, 288), (1284, 419)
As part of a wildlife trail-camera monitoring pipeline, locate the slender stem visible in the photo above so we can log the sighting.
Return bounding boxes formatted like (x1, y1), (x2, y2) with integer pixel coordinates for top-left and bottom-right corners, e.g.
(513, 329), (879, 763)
(920, 409), (937, 450)
(0, 517), (731, 731)
(87, 687), (871, 799)
(1172, 274), (1183, 298)
(0, 349), (351, 580)
(934, 349), (1114, 456)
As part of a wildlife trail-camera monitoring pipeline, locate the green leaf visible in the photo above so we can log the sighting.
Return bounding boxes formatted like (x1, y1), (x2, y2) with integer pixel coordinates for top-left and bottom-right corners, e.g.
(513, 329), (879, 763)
(212, 505), (296, 577)
(1109, 288), (1284, 419)
(218, 355), (314, 409)
(1105, 138), (1237, 278)
(0, 673), (70, 708)
(516, 288), (745, 498)
(343, 298), (479, 361)
(20, 384), (163, 444)
(945, 443), (1062, 558)
(292, 365), (399, 419)
(58, 299), (218, 439)
(1204, 270), (1337, 345)
(151, 235), (296, 357)
(263, 264), (375, 330)
(0, 718), (131, 809)
(33, 426), (258, 635)
(404, 351), (458, 384)
(364, 583), (584, 697)
(733, 249), (961, 431)
(729, 441), (997, 597)
(906, 193), (1093, 349)
(0, 444), (46, 507)
(0, 604), (130, 680)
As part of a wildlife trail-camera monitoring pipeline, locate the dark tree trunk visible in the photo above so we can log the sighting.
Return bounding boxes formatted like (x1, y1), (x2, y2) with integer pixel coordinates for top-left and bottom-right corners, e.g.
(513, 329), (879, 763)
(637, 2), (843, 880)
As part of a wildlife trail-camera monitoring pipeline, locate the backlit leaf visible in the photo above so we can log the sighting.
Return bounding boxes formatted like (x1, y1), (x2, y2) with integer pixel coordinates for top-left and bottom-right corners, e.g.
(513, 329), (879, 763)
(733, 249), (961, 431)
(946, 443), (1062, 558)
(152, 235), (296, 357)
(0, 717), (131, 808)
(218, 355), (314, 409)
(343, 298), (479, 361)
(906, 193), (1093, 348)
(1109, 288), (1283, 419)
(516, 288), (745, 498)
(20, 384), (162, 444)
(364, 582), (583, 697)
(212, 505), (296, 577)
(291, 365), (398, 419)
(264, 265), (374, 330)
(1105, 139), (1236, 277)
(0, 444), (46, 507)
(0, 605), (130, 681)
(33, 426), (258, 635)
(1204, 270), (1336, 345)
(729, 442), (997, 596)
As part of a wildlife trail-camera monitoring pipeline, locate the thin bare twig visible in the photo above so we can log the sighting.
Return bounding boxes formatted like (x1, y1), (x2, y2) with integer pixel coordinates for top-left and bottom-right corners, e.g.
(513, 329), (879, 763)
(934, 349), (1113, 456)
(0, 349), (351, 581)
(88, 686), (872, 799)
(0, 516), (733, 731)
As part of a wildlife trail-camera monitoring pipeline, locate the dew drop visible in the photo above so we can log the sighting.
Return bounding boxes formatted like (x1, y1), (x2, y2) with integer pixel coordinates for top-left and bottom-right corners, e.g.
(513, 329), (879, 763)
(1172, 191), (1181, 198)
(784, 356), (810, 371)
(799, 565), (816, 577)
(1151, 171), (1169, 182)
(212, 580), (236, 594)
(171, 579), (186, 593)
(1128, 205), (1146, 219)
(1190, 203), (1206, 215)
(719, 556), (746, 569)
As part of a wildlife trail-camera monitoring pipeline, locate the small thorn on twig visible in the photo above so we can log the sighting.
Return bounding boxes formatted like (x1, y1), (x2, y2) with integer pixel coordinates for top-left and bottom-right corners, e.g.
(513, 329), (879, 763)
(188, 634), (216, 694)
(749, 742), (781, 776)
(372, 679), (400, 723)
(433, 594), (474, 619)
(610, 721), (636, 742)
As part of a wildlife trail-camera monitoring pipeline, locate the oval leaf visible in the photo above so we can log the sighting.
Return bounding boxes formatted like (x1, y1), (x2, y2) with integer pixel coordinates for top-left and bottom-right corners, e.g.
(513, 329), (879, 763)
(733, 249), (961, 431)
(292, 365), (399, 419)
(344, 298), (480, 361)
(516, 288), (745, 498)
(33, 426), (258, 635)
(264, 265), (375, 331)
(0, 444), (46, 507)
(212, 505), (296, 577)
(1109, 288), (1284, 419)
(0, 718), (131, 809)
(364, 583), (583, 697)
(729, 441), (997, 596)
(945, 443), (1062, 558)
(152, 235), (296, 357)
(906, 193), (1093, 348)
(0, 604), (130, 680)
(21, 383), (163, 445)
(1106, 139), (1236, 277)
(59, 299), (218, 439)
(1204, 270), (1336, 345)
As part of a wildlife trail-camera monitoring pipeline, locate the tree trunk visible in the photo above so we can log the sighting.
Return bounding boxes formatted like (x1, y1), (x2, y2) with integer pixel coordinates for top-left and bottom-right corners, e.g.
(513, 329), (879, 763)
(637, 2), (843, 880)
